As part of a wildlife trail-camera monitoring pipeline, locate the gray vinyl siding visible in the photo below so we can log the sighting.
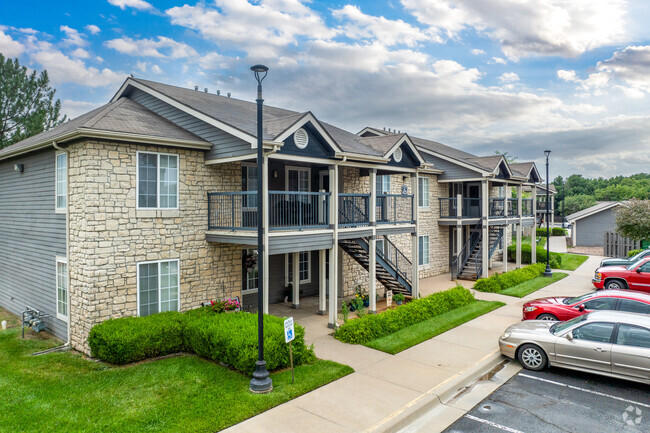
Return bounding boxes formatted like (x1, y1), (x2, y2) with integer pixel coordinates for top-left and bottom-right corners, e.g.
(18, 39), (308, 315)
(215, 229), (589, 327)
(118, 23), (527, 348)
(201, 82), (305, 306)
(269, 233), (333, 254)
(0, 148), (67, 340)
(420, 154), (482, 180)
(575, 210), (617, 247)
(127, 88), (252, 159)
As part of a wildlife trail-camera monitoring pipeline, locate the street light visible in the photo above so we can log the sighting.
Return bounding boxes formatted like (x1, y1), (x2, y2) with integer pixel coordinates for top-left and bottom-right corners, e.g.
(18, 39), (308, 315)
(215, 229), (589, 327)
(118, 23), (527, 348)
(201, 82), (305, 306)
(543, 150), (553, 278)
(249, 64), (273, 394)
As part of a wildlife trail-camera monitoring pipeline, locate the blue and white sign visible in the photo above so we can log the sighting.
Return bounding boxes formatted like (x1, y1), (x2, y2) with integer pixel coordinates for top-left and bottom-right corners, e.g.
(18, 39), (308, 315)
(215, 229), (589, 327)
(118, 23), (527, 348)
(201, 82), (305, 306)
(284, 317), (295, 343)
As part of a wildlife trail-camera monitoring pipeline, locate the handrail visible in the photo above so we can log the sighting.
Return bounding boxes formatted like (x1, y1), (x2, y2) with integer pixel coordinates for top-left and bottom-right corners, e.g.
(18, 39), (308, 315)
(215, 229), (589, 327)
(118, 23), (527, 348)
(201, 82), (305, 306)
(376, 194), (414, 224)
(339, 193), (370, 227)
(451, 221), (481, 278)
(377, 236), (412, 284)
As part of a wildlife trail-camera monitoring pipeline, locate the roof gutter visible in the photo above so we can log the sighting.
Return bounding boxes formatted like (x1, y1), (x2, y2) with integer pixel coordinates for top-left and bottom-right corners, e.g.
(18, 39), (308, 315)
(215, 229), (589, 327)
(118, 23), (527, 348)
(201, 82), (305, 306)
(334, 151), (388, 163)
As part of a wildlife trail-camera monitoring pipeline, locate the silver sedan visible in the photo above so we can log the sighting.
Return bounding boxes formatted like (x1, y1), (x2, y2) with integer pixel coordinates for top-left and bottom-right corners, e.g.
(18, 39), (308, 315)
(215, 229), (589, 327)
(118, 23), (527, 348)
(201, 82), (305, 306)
(499, 310), (650, 384)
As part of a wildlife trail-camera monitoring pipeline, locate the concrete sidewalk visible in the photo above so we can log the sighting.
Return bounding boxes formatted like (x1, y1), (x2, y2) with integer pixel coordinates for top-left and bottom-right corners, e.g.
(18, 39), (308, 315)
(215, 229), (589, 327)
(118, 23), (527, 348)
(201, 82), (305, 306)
(224, 256), (602, 433)
(543, 235), (568, 253)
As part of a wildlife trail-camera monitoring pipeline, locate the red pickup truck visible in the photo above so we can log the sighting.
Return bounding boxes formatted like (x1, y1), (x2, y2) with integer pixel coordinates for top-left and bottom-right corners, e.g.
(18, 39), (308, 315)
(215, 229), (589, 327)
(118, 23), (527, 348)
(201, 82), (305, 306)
(593, 257), (650, 291)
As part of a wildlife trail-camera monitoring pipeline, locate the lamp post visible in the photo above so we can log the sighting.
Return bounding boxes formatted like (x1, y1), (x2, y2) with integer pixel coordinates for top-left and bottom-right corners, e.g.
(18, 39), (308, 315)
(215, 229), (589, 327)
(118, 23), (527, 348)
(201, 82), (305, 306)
(249, 64), (273, 393)
(543, 150), (553, 278)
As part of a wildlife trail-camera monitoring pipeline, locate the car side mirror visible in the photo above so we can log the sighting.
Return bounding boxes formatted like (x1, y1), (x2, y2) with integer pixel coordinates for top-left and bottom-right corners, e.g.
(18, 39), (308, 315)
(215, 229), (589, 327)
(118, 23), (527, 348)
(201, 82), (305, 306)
(637, 268), (642, 273)
(578, 304), (585, 312)
(565, 331), (573, 341)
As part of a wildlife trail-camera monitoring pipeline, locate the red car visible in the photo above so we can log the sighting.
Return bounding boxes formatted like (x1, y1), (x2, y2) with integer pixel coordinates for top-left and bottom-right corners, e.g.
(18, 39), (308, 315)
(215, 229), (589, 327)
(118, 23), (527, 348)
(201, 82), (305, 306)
(522, 289), (650, 321)
(592, 257), (650, 291)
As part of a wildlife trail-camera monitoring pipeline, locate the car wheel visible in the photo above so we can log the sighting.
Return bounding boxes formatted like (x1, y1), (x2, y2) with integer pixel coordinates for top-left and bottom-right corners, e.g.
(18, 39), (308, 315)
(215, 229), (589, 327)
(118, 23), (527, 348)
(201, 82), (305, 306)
(517, 344), (548, 371)
(536, 313), (559, 321)
(605, 279), (626, 290)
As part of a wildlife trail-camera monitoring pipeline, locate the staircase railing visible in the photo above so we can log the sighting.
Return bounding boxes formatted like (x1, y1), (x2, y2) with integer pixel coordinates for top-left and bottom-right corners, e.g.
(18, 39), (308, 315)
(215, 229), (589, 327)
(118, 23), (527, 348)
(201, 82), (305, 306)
(339, 193), (370, 227)
(377, 236), (412, 285)
(476, 241), (483, 278)
(451, 222), (481, 278)
(488, 228), (503, 258)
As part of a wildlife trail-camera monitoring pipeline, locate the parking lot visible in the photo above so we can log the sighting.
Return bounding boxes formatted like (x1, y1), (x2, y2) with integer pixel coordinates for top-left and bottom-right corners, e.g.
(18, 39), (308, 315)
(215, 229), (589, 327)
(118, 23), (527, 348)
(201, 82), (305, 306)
(443, 367), (650, 433)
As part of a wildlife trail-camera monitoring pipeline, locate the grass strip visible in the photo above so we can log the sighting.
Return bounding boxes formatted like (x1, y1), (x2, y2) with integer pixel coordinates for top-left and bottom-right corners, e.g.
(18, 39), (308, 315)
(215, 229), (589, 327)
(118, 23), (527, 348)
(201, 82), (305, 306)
(554, 253), (588, 271)
(500, 272), (568, 298)
(364, 300), (504, 355)
(0, 309), (353, 433)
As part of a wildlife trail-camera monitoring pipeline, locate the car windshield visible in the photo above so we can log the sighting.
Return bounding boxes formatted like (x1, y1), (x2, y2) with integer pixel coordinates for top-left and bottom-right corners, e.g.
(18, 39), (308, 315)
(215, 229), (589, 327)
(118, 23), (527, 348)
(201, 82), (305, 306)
(551, 314), (588, 335)
(629, 250), (648, 262)
(563, 292), (597, 305)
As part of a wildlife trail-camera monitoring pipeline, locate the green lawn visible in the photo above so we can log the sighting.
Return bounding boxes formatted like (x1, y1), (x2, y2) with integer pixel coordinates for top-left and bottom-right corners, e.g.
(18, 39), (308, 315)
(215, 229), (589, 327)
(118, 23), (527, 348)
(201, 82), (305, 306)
(555, 253), (589, 271)
(500, 272), (569, 298)
(0, 309), (353, 433)
(364, 301), (505, 354)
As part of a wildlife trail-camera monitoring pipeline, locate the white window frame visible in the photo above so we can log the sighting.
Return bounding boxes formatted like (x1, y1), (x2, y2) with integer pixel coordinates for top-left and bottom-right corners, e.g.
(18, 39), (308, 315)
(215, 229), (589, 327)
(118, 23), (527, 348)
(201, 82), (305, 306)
(136, 151), (179, 210)
(419, 235), (430, 266)
(243, 248), (258, 294)
(285, 251), (312, 285)
(285, 166), (311, 192)
(55, 257), (68, 321)
(55, 152), (67, 213)
(377, 175), (391, 194)
(242, 163), (258, 211)
(136, 259), (181, 316)
(418, 177), (430, 208)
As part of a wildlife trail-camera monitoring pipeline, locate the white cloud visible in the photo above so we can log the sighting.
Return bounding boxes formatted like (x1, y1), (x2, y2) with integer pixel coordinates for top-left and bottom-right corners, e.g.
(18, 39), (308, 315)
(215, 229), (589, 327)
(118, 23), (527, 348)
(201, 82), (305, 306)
(402, 0), (629, 59)
(70, 48), (91, 58)
(557, 69), (579, 82)
(60, 25), (87, 46)
(332, 5), (432, 47)
(61, 99), (103, 119)
(596, 45), (650, 92)
(0, 29), (24, 57)
(105, 36), (198, 58)
(85, 24), (101, 35)
(107, 0), (153, 11)
(150, 64), (163, 74)
(499, 72), (519, 83)
(136, 60), (147, 72)
(30, 41), (125, 87)
(471, 48), (485, 55)
(491, 57), (506, 64)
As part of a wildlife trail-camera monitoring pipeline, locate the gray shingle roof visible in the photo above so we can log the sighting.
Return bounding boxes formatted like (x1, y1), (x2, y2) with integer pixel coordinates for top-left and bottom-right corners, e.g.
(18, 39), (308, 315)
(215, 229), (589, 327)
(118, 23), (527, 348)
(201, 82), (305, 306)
(466, 155), (505, 172)
(0, 97), (206, 159)
(566, 201), (625, 222)
(509, 162), (534, 178)
(356, 134), (404, 155)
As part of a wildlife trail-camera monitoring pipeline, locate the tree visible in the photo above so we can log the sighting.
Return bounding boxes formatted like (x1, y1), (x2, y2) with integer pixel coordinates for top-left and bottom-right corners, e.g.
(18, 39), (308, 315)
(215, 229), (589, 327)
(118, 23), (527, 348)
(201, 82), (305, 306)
(616, 199), (650, 241)
(564, 194), (596, 216)
(0, 54), (66, 149)
(494, 150), (518, 164)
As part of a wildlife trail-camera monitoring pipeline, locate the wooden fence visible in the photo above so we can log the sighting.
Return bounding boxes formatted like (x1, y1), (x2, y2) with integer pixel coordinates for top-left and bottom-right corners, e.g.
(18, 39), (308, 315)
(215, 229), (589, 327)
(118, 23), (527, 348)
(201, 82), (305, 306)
(604, 232), (641, 257)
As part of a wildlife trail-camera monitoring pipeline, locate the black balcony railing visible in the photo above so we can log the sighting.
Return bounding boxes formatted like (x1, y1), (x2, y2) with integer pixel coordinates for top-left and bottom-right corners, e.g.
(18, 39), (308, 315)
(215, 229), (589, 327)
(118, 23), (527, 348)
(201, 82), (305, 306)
(339, 193), (370, 227)
(489, 198), (506, 218)
(439, 197), (481, 218)
(376, 194), (414, 224)
(523, 198), (533, 216)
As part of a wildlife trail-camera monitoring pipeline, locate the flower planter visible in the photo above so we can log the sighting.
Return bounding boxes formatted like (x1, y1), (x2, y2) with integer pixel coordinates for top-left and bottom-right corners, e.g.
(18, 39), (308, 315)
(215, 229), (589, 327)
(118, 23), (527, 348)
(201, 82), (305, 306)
(363, 300), (369, 307)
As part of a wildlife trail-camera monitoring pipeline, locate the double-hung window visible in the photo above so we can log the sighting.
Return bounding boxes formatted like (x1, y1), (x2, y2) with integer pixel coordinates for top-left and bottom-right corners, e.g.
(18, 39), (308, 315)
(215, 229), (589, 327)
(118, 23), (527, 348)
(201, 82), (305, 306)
(244, 249), (258, 292)
(418, 177), (429, 207)
(286, 251), (311, 284)
(419, 235), (430, 266)
(242, 164), (258, 209)
(56, 258), (68, 321)
(138, 260), (180, 316)
(376, 175), (391, 194)
(55, 152), (67, 211)
(137, 152), (178, 209)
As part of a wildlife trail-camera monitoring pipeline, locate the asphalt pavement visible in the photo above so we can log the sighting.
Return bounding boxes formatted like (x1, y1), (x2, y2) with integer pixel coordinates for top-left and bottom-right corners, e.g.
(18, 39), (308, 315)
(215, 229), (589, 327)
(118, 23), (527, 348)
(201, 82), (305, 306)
(442, 367), (650, 433)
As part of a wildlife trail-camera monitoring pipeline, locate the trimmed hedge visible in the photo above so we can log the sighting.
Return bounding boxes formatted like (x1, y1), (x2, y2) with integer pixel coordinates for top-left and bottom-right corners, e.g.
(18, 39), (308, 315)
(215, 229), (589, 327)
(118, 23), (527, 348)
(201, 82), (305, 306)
(473, 263), (545, 293)
(628, 249), (644, 258)
(88, 308), (315, 374)
(536, 227), (567, 237)
(335, 286), (475, 344)
(507, 244), (562, 268)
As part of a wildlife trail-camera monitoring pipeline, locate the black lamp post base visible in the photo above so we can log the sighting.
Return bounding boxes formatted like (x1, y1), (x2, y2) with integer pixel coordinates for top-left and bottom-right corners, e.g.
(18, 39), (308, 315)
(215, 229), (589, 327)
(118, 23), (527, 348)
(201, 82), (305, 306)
(543, 266), (553, 278)
(250, 360), (273, 393)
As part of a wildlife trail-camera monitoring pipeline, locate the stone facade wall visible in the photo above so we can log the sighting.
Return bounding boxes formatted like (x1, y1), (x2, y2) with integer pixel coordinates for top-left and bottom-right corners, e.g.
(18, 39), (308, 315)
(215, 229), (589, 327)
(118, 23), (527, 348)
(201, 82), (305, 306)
(418, 175), (450, 278)
(68, 140), (242, 354)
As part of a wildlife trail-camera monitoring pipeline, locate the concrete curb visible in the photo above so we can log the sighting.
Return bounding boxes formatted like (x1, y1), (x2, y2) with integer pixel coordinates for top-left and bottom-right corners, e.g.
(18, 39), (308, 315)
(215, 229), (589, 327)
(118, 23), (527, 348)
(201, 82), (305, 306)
(368, 350), (505, 433)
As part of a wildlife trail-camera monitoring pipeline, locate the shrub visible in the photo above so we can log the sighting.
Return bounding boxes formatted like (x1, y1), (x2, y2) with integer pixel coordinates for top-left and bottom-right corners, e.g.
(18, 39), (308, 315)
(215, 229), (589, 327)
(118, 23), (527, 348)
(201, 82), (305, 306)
(552, 227), (567, 236)
(335, 286), (475, 344)
(628, 249), (644, 258)
(507, 244), (561, 268)
(473, 263), (545, 293)
(88, 311), (187, 365)
(88, 308), (315, 374)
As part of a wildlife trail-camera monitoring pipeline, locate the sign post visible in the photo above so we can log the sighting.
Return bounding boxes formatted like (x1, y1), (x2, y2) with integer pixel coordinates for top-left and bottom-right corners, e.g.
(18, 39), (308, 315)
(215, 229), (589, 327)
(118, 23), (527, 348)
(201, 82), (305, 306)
(284, 317), (295, 384)
(386, 290), (393, 307)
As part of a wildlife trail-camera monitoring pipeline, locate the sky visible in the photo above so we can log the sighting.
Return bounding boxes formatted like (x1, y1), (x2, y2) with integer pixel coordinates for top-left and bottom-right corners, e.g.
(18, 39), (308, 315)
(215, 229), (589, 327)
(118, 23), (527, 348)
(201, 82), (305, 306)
(2, 0), (650, 179)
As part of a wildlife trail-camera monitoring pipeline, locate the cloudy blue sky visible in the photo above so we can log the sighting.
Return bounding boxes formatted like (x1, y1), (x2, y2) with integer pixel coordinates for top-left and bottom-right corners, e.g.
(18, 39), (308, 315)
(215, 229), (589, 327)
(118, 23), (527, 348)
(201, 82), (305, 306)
(2, 0), (650, 178)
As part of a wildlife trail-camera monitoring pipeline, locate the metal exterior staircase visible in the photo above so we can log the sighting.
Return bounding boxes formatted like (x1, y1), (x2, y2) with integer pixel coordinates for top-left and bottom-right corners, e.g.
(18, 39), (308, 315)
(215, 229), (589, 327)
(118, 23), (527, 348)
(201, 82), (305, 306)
(338, 237), (412, 295)
(457, 227), (503, 280)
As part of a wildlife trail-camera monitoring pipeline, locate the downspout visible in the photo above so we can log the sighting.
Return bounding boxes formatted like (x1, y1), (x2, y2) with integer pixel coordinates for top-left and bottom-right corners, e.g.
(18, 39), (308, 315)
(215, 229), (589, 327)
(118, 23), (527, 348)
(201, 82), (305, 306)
(52, 141), (71, 347)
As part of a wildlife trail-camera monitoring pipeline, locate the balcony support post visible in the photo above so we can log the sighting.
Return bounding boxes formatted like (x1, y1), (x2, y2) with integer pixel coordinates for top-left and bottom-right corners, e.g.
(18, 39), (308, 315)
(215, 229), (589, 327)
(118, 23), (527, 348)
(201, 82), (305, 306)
(454, 194), (463, 280)
(481, 180), (489, 278)
(411, 173), (419, 298)
(319, 249), (327, 315)
(516, 184), (523, 269)
(328, 165), (339, 328)
(291, 251), (300, 309)
(531, 186), (537, 264)
(368, 169), (377, 313)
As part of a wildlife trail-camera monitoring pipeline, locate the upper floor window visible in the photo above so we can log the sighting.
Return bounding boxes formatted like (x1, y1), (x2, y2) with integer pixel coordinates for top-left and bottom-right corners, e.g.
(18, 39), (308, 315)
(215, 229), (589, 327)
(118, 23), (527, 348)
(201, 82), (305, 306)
(418, 177), (429, 207)
(137, 152), (178, 209)
(376, 175), (391, 194)
(55, 152), (67, 211)
(242, 164), (258, 209)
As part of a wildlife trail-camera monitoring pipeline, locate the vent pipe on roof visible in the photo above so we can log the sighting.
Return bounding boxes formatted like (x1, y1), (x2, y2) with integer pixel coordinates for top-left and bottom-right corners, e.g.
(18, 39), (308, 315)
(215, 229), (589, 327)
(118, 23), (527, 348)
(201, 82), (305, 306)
(383, 127), (386, 131)
(204, 88), (208, 92)
(194, 85), (199, 91)
(227, 92), (231, 98)
(217, 90), (220, 95)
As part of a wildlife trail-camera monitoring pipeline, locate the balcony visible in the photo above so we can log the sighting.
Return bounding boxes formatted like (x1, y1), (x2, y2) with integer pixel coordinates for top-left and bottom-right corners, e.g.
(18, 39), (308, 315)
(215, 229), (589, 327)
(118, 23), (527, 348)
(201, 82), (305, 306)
(208, 191), (330, 231)
(439, 197), (481, 218)
(440, 197), (536, 220)
(339, 193), (370, 228)
(376, 194), (414, 224)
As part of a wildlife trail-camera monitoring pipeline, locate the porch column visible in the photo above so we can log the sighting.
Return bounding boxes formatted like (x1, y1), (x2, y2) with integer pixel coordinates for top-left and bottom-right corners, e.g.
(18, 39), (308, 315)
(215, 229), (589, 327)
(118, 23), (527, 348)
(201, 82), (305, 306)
(368, 169), (377, 314)
(292, 252), (300, 309)
(502, 227), (508, 272)
(328, 164), (339, 328)
(531, 186), (537, 264)
(481, 179), (489, 278)
(454, 193), (463, 280)
(262, 153), (270, 314)
(411, 173), (419, 298)
(318, 249), (326, 315)
(516, 184), (523, 269)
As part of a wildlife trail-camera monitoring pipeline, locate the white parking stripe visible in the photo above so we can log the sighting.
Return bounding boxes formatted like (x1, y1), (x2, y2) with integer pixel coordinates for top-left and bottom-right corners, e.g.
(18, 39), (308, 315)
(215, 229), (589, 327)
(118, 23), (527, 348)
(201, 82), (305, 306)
(464, 414), (527, 433)
(519, 373), (650, 409)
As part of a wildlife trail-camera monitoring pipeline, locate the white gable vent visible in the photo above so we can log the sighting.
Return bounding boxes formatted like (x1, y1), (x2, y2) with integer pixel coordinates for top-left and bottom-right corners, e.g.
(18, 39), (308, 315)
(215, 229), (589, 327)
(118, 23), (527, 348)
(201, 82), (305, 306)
(393, 147), (403, 163)
(294, 128), (309, 149)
